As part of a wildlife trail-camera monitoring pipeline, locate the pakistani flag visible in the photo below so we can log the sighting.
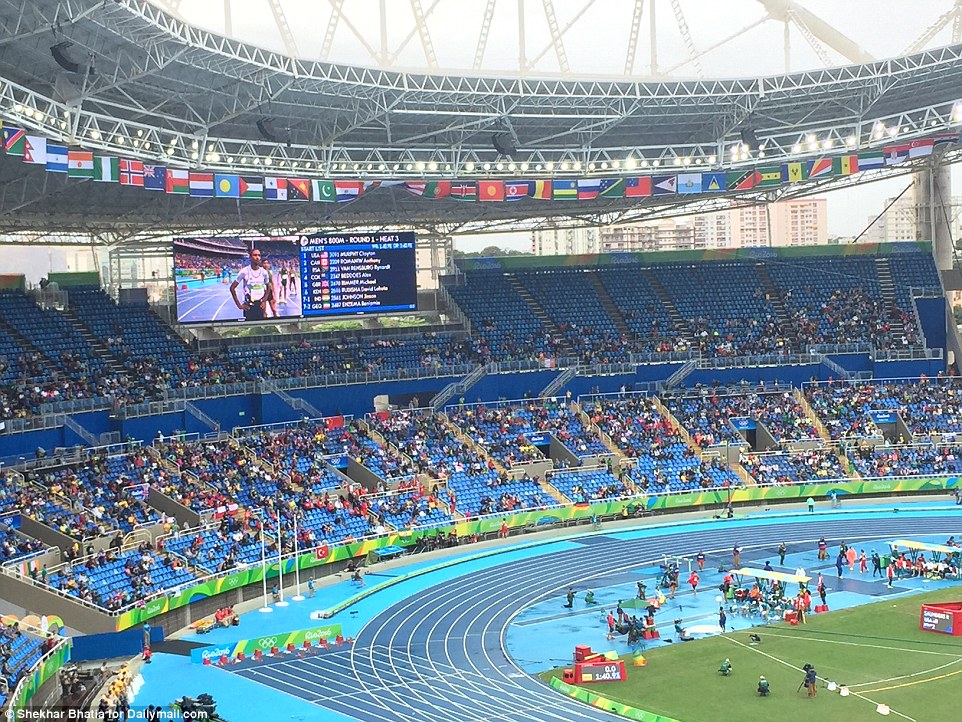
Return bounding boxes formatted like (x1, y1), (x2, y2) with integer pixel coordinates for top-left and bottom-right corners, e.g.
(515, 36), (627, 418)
(93, 156), (119, 183)
(311, 179), (336, 202)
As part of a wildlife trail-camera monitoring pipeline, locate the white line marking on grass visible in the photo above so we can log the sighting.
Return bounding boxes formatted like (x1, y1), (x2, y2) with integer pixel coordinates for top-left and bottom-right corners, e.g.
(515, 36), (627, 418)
(756, 630), (962, 658)
(724, 636), (918, 722)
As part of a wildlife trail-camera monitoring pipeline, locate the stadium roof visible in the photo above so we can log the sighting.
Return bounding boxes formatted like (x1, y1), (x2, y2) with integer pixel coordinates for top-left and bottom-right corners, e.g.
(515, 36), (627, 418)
(0, 0), (960, 241)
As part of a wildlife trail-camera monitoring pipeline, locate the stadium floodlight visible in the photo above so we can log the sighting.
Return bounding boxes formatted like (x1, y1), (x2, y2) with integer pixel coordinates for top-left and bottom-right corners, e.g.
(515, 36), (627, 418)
(573, 161), (582, 171)
(520, 162), (529, 171)
(560, 161), (570, 171)
(600, 162), (608, 170)
(482, 162), (491, 171)
(535, 164), (543, 171)
(952, 101), (962, 123)
(888, 126), (900, 137)
(822, 139), (834, 150)
(682, 157), (692, 166)
(496, 162), (504, 171)
(758, 151), (766, 158)
(652, 160), (660, 167)
(672, 157), (682, 166)
(612, 160), (620, 169)
(640, 159), (649, 168)
(507, 163), (516, 172)
(707, 155), (716, 164)
(464, 161), (475, 172)
(545, 161), (555, 171)
(846, 135), (858, 147)
(792, 143), (801, 154)
(415, 161), (426, 171)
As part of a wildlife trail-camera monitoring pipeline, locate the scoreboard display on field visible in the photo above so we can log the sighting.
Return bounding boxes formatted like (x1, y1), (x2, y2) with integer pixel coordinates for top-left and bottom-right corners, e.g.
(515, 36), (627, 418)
(299, 231), (418, 317)
(172, 231), (418, 324)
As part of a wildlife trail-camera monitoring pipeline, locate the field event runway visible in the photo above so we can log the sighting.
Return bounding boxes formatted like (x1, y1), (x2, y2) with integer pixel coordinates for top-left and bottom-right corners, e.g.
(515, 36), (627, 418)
(230, 512), (962, 722)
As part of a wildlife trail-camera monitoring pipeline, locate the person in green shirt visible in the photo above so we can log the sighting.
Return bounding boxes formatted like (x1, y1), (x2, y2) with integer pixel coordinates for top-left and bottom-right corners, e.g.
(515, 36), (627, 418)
(806, 496), (815, 513)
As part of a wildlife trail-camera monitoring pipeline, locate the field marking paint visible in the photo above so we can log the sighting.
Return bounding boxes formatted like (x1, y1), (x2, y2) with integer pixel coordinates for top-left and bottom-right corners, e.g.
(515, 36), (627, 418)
(757, 630), (962, 658)
(859, 664), (962, 693)
(723, 636), (918, 722)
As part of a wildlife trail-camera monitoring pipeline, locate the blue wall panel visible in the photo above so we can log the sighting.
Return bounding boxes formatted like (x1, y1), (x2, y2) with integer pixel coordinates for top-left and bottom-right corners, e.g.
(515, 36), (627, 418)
(120, 412), (185, 443)
(682, 364), (822, 388)
(828, 354), (872, 374)
(873, 359), (944, 380)
(192, 396), (257, 429)
(70, 411), (111, 436)
(915, 297), (947, 353)
(469, 370), (559, 403)
(293, 378), (452, 417)
(0, 428), (65, 462)
(259, 394), (302, 426)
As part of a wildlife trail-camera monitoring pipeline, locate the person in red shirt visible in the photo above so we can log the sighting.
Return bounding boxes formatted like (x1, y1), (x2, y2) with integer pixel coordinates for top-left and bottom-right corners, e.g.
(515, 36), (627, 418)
(688, 571), (700, 595)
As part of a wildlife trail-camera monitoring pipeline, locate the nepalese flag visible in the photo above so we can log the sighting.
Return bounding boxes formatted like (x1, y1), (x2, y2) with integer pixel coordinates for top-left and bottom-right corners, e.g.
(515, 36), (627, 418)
(22, 136), (46, 165)
(504, 180), (529, 201)
(143, 164), (167, 191)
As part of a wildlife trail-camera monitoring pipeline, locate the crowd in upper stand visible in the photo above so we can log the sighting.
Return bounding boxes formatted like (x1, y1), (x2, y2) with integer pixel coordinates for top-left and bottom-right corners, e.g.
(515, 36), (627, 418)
(0, 250), (942, 420)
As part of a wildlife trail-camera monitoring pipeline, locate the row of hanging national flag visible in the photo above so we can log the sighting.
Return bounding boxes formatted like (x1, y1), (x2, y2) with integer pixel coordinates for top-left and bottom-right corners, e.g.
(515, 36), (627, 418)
(2, 124), (957, 203)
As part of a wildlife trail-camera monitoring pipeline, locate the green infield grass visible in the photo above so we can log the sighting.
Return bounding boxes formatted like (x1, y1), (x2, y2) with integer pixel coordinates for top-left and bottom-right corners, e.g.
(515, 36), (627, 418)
(539, 584), (962, 722)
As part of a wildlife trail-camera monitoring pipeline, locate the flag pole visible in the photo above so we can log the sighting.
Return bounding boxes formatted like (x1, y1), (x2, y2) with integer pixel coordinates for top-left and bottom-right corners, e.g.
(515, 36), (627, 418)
(291, 513), (304, 601)
(275, 511), (288, 607)
(258, 512), (272, 613)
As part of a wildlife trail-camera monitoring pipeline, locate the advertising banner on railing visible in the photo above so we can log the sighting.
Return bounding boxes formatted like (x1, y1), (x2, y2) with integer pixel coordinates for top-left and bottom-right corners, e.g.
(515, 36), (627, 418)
(550, 675), (680, 722)
(189, 624), (343, 663)
(10, 642), (71, 716)
(644, 476), (961, 511)
(112, 476), (960, 630)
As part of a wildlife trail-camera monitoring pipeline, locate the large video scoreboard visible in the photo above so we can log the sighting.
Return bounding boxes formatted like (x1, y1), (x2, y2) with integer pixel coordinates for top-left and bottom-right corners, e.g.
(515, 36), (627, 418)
(299, 232), (417, 316)
(173, 231), (418, 324)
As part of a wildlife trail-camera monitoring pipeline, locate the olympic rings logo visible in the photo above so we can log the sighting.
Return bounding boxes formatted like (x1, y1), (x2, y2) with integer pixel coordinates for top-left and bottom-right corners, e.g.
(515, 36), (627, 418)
(258, 637), (278, 649)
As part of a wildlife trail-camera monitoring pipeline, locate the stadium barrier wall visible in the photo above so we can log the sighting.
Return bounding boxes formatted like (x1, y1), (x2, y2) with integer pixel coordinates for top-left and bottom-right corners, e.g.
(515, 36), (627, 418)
(188, 624), (343, 663)
(71, 626), (164, 662)
(549, 675), (680, 722)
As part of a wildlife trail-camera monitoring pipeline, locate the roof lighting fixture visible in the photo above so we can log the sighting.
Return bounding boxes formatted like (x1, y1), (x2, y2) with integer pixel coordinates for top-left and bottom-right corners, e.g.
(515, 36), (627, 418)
(545, 161), (555, 171)
(791, 143), (801, 154)
(821, 139), (833, 150)
(560, 161), (570, 171)
(640, 160), (649, 168)
(507, 162), (516, 172)
(573, 161), (582, 171)
(625, 157), (636, 170)
(428, 161), (438, 171)
(482, 162), (491, 171)
(415, 161), (426, 171)
(672, 157), (682, 166)
(707, 155), (716, 164)
(465, 161), (475, 172)
(496, 162), (504, 171)
(682, 157), (692, 166)
(520, 162), (529, 171)
(846, 135), (857, 147)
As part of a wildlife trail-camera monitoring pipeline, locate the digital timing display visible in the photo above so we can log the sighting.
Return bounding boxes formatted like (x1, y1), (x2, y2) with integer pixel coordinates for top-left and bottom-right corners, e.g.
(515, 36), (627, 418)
(299, 231), (418, 317)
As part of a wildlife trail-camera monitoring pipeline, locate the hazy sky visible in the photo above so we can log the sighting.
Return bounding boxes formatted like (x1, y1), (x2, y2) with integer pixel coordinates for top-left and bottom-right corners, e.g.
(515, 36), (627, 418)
(453, 164), (962, 252)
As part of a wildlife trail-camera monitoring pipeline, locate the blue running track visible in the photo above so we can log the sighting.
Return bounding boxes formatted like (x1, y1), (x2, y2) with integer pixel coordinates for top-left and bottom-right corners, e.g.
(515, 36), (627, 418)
(231, 513), (962, 722)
